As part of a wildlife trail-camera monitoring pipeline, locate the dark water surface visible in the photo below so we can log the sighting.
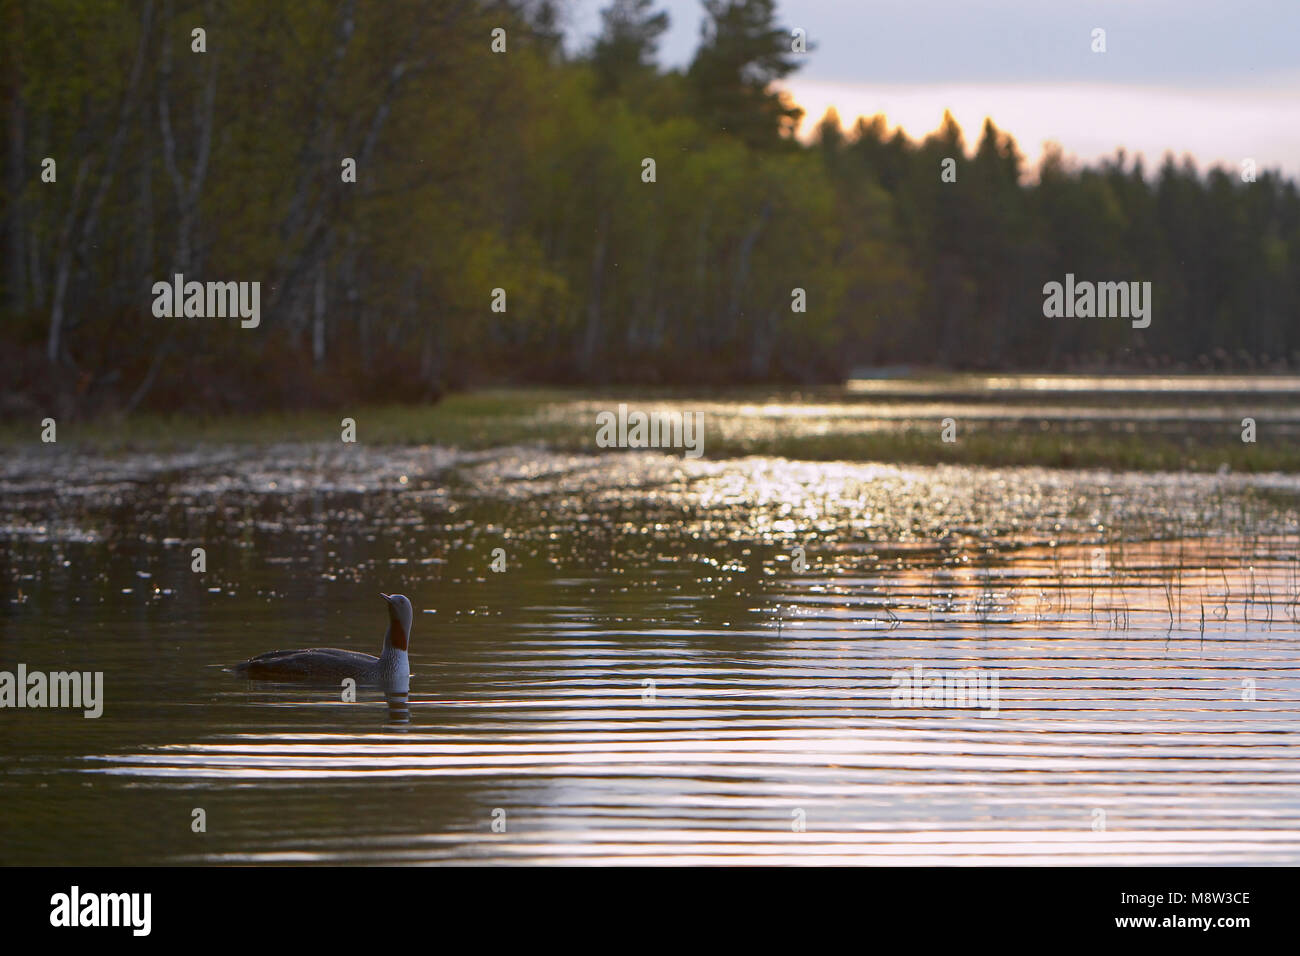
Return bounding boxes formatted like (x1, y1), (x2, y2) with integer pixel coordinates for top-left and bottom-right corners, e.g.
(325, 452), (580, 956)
(2, 441), (1299, 864)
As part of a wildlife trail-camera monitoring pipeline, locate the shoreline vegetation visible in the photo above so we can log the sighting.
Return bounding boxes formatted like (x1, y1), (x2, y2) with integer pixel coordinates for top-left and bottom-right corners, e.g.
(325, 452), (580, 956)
(6, 377), (1299, 473)
(4, 2), (1299, 419)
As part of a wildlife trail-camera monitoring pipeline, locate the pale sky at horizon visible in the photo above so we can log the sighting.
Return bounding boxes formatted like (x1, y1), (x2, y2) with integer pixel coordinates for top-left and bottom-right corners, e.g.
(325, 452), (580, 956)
(564, 0), (1300, 179)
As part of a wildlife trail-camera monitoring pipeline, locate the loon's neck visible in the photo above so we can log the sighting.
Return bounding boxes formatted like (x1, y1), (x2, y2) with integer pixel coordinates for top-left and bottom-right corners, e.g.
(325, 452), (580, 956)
(381, 619), (409, 660)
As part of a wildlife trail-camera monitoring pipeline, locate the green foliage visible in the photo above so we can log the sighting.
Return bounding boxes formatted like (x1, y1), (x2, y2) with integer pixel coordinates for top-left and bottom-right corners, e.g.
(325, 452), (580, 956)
(590, 0), (669, 97)
(2, 0), (1299, 420)
(687, 0), (804, 148)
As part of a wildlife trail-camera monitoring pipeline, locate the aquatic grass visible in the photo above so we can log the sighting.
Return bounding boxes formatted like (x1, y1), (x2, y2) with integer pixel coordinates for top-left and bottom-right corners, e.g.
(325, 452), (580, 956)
(4, 384), (1299, 472)
(1288, 553), (1300, 624)
(0, 390), (576, 452)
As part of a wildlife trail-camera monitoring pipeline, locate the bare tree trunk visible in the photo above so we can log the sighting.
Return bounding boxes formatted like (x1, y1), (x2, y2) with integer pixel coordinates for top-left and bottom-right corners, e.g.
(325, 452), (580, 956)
(135, 153), (153, 291)
(46, 0), (155, 363)
(727, 199), (772, 345)
(265, 0), (475, 323)
(749, 308), (777, 378)
(126, 0), (218, 414)
(158, 0), (216, 277)
(312, 262), (326, 365)
(47, 159), (90, 362)
(5, 1), (26, 315)
(631, 206), (661, 352)
(28, 227), (43, 308)
(581, 209), (610, 375)
(694, 207), (712, 353)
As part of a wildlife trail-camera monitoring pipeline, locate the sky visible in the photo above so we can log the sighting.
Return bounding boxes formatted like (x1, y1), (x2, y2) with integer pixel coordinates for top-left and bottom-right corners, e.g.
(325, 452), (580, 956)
(564, 0), (1300, 179)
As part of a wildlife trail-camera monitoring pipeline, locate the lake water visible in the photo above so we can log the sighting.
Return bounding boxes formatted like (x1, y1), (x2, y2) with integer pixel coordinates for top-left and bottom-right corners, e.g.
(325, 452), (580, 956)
(3, 423), (1300, 864)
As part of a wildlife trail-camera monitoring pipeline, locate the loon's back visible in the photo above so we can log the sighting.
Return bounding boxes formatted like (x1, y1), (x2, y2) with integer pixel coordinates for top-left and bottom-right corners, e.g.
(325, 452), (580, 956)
(230, 593), (415, 688)
(230, 647), (381, 683)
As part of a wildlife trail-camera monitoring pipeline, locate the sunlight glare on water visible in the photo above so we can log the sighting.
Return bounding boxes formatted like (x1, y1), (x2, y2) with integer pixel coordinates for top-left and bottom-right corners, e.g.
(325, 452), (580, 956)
(2, 441), (1299, 865)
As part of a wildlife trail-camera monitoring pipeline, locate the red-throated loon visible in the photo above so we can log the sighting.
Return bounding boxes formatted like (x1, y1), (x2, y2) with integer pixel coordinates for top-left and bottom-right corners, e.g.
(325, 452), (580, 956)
(230, 593), (413, 688)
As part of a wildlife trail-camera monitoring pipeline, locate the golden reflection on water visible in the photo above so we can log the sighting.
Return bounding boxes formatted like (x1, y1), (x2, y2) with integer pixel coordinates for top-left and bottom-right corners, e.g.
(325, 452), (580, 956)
(3, 441), (1300, 865)
(848, 373), (1300, 394)
(82, 533), (1300, 865)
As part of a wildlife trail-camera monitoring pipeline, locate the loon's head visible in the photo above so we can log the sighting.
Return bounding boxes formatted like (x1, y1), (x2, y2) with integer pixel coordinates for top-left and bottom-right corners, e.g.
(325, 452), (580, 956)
(379, 593), (414, 651)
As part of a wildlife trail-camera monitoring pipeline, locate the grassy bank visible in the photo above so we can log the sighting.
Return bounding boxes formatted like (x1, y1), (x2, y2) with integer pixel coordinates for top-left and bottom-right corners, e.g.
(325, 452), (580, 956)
(3, 385), (1297, 473)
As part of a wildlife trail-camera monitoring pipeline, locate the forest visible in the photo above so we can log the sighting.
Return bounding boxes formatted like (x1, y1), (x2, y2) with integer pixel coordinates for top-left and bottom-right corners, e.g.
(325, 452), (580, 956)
(3, 0), (1299, 418)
